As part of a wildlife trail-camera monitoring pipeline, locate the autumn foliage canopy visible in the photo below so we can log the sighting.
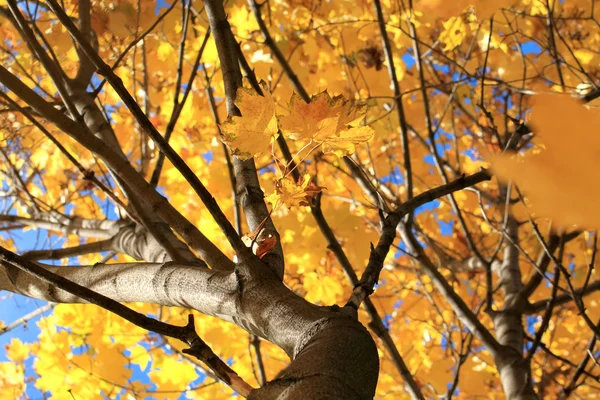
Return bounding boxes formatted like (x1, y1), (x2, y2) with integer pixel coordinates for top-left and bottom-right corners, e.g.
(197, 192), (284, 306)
(0, 0), (599, 399)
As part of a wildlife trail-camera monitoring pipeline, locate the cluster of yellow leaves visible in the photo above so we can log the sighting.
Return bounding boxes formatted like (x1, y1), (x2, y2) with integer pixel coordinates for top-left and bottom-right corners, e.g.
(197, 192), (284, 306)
(416, 0), (516, 20)
(222, 87), (373, 209)
(439, 16), (470, 51)
(221, 87), (373, 210)
(0, 338), (29, 399)
(221, 87), (374, 159)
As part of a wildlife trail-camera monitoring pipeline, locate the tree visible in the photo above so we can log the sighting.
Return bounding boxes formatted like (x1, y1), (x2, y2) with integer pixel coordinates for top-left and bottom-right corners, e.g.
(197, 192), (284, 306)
(0, 0), (599, 398)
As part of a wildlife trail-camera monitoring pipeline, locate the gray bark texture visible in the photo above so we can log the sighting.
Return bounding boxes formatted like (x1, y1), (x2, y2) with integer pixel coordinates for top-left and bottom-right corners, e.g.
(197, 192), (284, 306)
(0, 257), (379, 399)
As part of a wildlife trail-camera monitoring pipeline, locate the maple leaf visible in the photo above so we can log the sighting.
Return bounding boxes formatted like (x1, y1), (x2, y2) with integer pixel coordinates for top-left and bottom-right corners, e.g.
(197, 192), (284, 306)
(0, 362), (24, 392)
(279, 92), (374, 157)
(6, 338), (29, 363)
(491, 94), (600, 229)
(220, 82), (279, 159)
(241, 233), (278, 259)
(256, 235), (277, 259)
(266, 174), (324, 210)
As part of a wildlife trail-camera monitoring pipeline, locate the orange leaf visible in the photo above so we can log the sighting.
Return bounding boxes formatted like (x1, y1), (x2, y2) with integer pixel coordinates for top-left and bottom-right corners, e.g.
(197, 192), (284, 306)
(491, 94), (600, 229)
(220, 82), (279, 159)
(279, 92), (374, 157)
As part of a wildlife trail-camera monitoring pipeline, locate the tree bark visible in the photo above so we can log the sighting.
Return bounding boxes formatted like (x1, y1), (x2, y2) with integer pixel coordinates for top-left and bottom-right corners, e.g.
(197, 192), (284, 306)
(0, 257), (379, 398)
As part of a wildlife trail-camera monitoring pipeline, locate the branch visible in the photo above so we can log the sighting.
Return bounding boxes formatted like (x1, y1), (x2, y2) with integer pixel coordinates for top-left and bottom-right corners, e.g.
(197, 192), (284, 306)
(0, 90), (134, 219)
(527, 266), (560, 360)
(311, 194), (424, 400)
(249, 333), (268, 385)
(0, 214), (118, 238)
(4, 1), (80, 123)
(399, 223), (503, 355)
(203, 65), (243, 234)
(3, 1), (198, 264)
(373, 0), (413, 199)
(347, 169), (492, 309)
(0, 64), (232, 269)
(339, 169), (499, 355)
(0, 246), (253, 396)
(561, 318), (600, 398)
(73, 0), (95, 86)
(92, 0), (179, 97)
(522, 233), (562, 299)
(528, 216), (600, 339)
(0, 302), (55, 336)
(526, 280), (600, 313)
(247, 0), (309, 102)
(44, 0), (247, 259)
(21, 239), (113, 261)
(203, 0), (283, 275)
(149, 28), (211, 188)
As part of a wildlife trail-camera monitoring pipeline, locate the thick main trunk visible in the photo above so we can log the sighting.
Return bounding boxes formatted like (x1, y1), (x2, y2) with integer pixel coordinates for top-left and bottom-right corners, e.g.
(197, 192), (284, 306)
(493, 313), (537, 400)
(492, 218), (538, 400)
(249, 317), (378, 399)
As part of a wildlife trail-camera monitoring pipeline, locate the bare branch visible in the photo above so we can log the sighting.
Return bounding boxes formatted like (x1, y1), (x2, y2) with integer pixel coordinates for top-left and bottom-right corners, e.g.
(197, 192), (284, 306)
(347, 169), (492, 310)
(43, 0), (247, 260)
(526, 280), (600, 314)
(0, 64), (231, 269)
(373, 0), (413, 199)
(203, 0), (283, 275)
(22, 239), (113, 261)
(0, 302), (55, 336)
(149, 28), (212, 188)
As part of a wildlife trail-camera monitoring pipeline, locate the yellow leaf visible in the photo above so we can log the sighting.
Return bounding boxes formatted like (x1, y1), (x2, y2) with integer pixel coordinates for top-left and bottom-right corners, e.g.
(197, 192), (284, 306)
(491, 94), (600, 229)
(415, 0), (468, 20)
(473, 0), (516, 20)
(108, 9), (133, 37)
(220, 83), (279, 159)
(94, 345), (132, 386)
(266, 174), (323, 210)
(416, 1), (511, 21)
(150, 355), (198, 388)
(321, 126), (375, 156)
(439, 16), (467, 51)
(157, 42), (174, 62)
(0, 362), (24, 397)
(480, 221), (492, 234)
(229, 5), (259, 38)
(478, 31), (508, 53)
(523, 0), (547, 15)
(574, 49), (595, 65)
(303, 272), (344, 304)
(6, 339), (29, 363)
(280, 92), (374, 156)
(128, 344), (152, 371)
